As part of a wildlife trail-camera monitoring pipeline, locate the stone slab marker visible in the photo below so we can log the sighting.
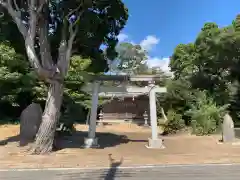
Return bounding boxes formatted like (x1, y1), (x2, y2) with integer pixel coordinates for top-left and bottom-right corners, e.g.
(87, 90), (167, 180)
(20, 103), (42, 146)
(222, 113), (235, 143)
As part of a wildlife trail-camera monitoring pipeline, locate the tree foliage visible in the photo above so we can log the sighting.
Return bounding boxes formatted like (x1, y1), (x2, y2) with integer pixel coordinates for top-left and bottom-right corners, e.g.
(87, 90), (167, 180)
(0, 42), (36, 120)
(163, 14), (240, 134)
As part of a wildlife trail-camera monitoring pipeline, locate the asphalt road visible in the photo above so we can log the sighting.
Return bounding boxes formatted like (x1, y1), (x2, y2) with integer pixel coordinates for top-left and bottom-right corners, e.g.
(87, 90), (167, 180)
(1, 164), (240, 180)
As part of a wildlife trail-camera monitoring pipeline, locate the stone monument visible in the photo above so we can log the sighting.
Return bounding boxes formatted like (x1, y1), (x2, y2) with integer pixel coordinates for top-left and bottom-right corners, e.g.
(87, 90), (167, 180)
(20, 103), (42, 146)
(222, 113), (235, 143)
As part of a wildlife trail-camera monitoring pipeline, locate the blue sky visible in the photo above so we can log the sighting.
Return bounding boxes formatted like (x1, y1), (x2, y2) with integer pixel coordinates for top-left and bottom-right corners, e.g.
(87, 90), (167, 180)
(118, 0), (240, 72)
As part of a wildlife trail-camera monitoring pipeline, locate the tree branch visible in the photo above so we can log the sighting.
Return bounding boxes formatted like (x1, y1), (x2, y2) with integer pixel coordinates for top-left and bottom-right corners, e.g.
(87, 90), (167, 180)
(22, 0), (44, 72)
(31, 0), (61, 82)
(66, 11), (81, 60)
(28, 0), (37, 41)
(66, 3), (82, 18)
(1, 0), (76, 82)
(57, 6), (83, 76)
(0, 0), (7, 7)
(0, 0), (43, 77)
(13, 0), (20, 11)
(37, 0), (46, 13)
(38, 1), (53, 69)
(61, 24), (79, 76)
(0, 0), (27, 37)
(1, 0), (56, 82)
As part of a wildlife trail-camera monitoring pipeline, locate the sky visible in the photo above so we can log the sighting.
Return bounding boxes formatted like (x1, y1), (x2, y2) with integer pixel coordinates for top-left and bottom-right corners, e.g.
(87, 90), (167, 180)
(118, 0), (240, 73)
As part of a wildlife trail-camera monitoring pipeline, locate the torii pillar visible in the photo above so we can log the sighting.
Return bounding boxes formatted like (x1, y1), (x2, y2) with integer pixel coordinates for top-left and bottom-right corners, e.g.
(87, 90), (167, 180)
(83, 81), (100, 148)
(146, 81), (165, 149)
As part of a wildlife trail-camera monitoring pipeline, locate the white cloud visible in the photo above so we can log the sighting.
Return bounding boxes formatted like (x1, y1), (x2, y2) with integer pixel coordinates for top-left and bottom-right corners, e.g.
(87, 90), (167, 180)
(117, 33), (129, 42)
(140, 35), (160, 51)
(147, 57), (172, 75)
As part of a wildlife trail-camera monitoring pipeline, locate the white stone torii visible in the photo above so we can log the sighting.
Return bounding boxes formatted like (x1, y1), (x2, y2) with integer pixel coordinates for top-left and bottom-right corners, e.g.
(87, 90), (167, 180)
(82, 84), (166, 95)
(82, 75), (167, 149)
(83, 81), (100, 148)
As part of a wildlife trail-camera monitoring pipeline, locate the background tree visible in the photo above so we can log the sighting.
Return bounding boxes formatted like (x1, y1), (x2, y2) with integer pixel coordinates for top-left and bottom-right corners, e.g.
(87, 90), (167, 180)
(109, 42), (148, 75)
(0, 42), (36, 121)
(165, 17), (240, 134)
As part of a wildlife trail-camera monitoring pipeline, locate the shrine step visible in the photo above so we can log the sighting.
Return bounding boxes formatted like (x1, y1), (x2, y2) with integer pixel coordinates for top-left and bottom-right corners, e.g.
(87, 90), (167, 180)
(97, 119), (130, 123)
(97, 119), (144, 124)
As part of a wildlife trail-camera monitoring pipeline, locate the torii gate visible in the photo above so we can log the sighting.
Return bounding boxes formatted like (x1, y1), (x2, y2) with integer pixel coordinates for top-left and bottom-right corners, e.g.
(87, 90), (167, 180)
(81, 75), (167, 149)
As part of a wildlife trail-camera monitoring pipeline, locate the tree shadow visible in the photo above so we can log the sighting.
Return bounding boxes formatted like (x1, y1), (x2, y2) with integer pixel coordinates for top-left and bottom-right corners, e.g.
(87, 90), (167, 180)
(0, 130), (147, 151)
(218, 128), (240, 142)
(0, 134), (37, 146)
(234, 128), (240, 139)
(54, 131), (147, 151)
(0, 134), (20, 145)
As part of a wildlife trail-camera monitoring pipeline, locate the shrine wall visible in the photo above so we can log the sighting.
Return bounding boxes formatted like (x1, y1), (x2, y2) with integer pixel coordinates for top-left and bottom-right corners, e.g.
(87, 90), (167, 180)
(101, 95), (149, 123)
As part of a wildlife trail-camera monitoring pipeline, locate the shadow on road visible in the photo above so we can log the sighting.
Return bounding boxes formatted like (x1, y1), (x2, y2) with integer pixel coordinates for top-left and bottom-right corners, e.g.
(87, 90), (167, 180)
(103, 154), (124, 180)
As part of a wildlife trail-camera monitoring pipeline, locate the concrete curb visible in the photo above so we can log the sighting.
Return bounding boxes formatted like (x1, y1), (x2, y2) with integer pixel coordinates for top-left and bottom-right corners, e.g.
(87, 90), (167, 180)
(0, 163), (239, 172)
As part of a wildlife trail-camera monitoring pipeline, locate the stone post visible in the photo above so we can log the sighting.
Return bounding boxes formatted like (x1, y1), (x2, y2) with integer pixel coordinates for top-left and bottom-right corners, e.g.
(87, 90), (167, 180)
(83, 81), (100, 148)
(146, 81), (165, 149)
(98, 109), (104, 126)
(143, 110), (149, 127)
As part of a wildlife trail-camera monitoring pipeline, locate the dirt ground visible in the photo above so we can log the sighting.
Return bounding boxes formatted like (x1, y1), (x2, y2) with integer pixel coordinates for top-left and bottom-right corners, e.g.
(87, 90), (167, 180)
(0, 124), (240, 169)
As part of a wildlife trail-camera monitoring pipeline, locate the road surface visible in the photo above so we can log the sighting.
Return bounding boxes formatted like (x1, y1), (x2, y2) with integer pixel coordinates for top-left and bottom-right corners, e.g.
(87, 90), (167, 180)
(0, 164), (240, 179)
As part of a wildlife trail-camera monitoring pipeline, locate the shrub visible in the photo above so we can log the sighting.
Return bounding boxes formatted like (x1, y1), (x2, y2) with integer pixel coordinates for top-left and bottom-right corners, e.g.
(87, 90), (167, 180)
(159, 109), (185, 135)
(185, 91), (228, 135)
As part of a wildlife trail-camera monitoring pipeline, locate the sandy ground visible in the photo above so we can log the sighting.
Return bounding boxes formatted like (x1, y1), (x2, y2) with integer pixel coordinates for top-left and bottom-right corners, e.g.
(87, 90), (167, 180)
(0, 124), (240, 169)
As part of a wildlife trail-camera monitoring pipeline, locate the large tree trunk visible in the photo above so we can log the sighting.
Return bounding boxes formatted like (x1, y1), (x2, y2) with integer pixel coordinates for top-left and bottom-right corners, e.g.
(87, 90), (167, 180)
(31, 80), (64, 154)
